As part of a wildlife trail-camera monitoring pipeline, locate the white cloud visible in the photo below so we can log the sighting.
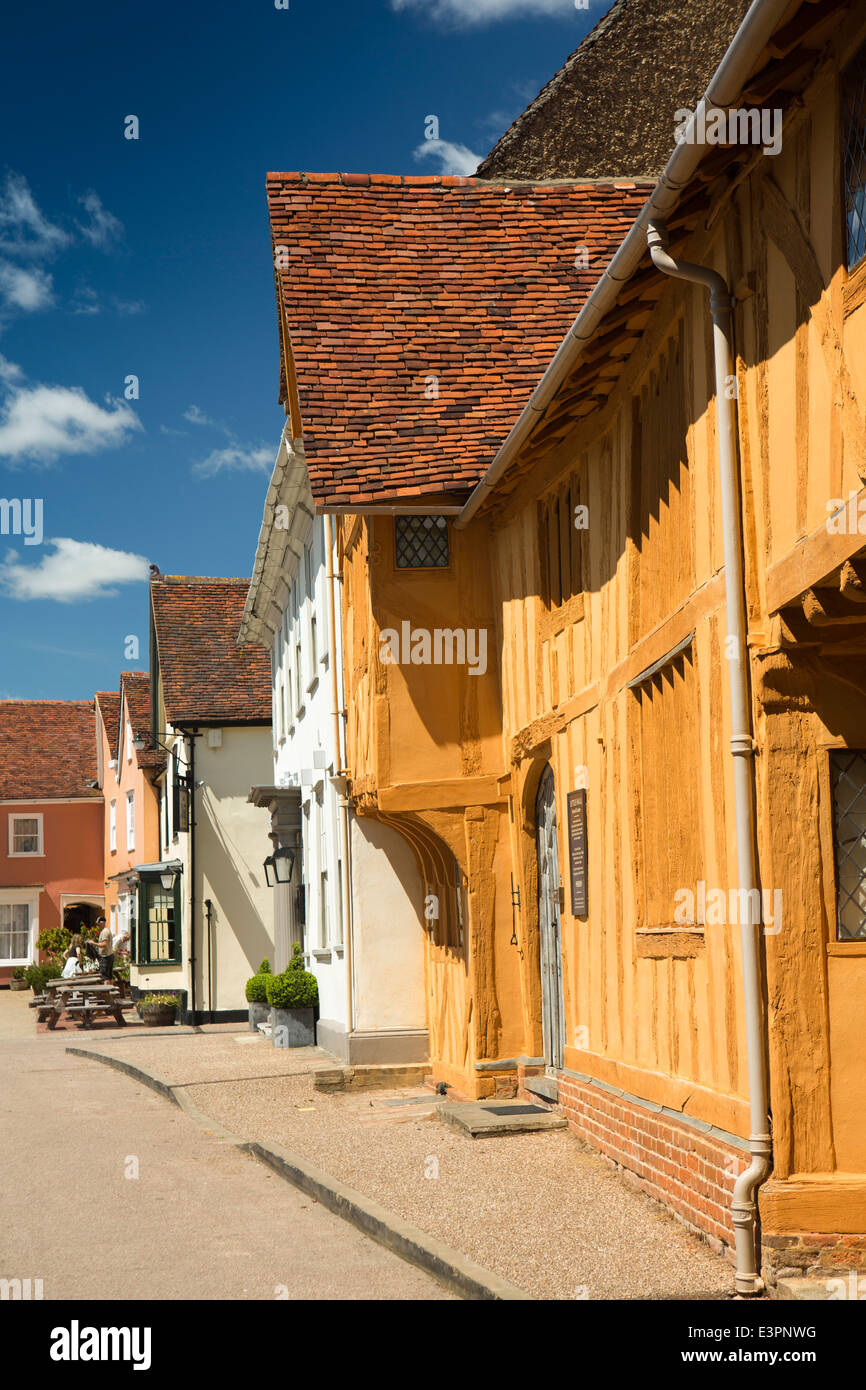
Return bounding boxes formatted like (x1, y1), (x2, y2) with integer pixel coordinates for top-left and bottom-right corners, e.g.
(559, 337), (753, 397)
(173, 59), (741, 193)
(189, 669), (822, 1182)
(0, 370), (142, 464)
(192, 445), (272, 477)
(0, 261), (53, 311)
(184, 404), (215, 426)
(412, 139), (482, 175)
(0, 356), (23, 384)
(76, 191), (124, 249)
(0, 537), (150, 603)
(69, 285), (101, 316)
(476, 78), (540, 141)
(0, 173), (69, 257)
(113, 297), (146, 316)
(392, 0), (580, 26)
(176, 406), (269, 476)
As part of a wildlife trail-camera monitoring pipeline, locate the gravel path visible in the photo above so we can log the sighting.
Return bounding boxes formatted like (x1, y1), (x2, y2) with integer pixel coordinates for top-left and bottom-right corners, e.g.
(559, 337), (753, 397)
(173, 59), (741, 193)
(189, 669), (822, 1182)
(69, 1032), (734, 1300)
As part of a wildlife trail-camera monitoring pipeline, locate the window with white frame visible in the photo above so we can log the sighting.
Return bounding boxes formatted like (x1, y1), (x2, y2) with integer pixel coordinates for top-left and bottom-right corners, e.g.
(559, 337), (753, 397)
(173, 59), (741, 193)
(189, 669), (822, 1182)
(126, 790), (135, 852)
(319, 870), (329, 949)
(276, 671), (285, 743)
(0, 890), (37, 964)
(317, 788), (328, 948)
(8, 814), (43, 857)
(310, 614), (318, 675)
(109, 800), (117, 852)
(335, 858), (344, 948)
(110, 904), (117, 939)
(127, 721), (134, 763)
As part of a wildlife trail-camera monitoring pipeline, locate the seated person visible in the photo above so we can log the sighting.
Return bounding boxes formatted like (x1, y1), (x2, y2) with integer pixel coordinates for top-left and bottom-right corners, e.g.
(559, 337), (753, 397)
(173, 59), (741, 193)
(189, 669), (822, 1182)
(61, 933), (85, 979)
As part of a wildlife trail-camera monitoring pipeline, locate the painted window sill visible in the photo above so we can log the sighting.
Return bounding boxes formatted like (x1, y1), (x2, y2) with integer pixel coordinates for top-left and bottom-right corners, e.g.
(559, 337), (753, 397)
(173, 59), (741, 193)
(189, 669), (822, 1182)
(311, 948), (332, 962)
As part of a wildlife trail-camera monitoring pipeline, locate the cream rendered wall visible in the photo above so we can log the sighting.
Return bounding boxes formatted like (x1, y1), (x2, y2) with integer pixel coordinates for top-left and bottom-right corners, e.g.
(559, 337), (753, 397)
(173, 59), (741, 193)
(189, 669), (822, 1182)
(196, 726), (274, 1013)
(350, 814), (426, 1034)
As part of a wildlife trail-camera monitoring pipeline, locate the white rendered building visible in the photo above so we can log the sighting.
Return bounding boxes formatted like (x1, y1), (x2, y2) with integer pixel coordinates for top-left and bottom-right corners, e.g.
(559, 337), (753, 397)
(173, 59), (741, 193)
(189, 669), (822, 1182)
(242, 425), (428, 1063)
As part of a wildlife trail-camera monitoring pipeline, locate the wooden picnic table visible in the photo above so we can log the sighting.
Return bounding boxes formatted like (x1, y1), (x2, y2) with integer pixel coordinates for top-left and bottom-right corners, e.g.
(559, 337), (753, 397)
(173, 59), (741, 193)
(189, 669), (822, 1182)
(43, 981), (130, 1031)
(45, 973), (101, 991)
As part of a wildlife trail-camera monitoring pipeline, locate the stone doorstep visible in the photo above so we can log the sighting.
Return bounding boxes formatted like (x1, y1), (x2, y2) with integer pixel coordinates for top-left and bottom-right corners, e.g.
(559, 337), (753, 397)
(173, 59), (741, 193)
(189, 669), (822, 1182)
(773, 1276), (844, 1301)
(523, 1075), (559, 1104)
(313, 1062), (430, 1093)
(438, 1099), (568, 1138)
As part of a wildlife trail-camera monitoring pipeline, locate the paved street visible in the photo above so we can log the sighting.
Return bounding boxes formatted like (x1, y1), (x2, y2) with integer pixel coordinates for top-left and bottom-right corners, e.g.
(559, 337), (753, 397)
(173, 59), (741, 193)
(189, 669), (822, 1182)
(3, 994), (735, 1300)
(0, 994), (453, 1301)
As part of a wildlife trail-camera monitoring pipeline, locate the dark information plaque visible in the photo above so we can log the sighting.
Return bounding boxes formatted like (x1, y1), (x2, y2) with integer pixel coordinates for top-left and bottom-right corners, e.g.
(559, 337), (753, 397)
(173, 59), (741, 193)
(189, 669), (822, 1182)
(567, 789), (588, 917)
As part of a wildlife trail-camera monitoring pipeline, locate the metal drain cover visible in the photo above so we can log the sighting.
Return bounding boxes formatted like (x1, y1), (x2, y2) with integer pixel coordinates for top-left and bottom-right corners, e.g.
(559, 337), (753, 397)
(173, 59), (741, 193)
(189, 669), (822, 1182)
(480, 1103), (550, 1117)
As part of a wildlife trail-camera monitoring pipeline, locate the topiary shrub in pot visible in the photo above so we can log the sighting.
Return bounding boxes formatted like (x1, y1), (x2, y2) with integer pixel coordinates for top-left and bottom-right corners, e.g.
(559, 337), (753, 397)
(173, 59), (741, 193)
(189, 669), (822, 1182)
(245, 971), (271, 1032)
(265, 959), (318, 1049)
(10, 967), (28, 992)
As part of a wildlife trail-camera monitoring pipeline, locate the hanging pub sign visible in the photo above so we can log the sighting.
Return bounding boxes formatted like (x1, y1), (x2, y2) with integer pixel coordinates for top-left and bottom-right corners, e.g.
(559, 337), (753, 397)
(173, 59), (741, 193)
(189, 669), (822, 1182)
(567, 789), (588, 917)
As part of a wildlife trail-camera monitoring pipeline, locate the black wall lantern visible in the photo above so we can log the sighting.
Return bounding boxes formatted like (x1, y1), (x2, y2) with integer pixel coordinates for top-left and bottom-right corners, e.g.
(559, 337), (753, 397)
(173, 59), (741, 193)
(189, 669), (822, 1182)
(264, 845), (296, 887)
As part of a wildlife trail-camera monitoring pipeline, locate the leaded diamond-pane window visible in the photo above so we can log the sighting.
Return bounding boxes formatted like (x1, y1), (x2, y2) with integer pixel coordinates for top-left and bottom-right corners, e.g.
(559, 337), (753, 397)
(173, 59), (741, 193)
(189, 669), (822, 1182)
(395, 515), (449, 569)
(843, 45), (866, 269)
(830, 751), (866, 940)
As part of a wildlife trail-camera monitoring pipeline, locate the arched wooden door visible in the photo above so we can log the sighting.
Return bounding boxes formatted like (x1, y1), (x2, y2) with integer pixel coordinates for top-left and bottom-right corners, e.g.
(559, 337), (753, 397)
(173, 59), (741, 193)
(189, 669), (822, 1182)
(536, 766), (565, 1070)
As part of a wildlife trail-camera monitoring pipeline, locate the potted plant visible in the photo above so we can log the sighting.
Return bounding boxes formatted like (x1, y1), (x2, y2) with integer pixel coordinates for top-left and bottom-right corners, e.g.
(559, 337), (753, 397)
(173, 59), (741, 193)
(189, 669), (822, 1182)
(265, 947), (318, 1048)
(245, 958), (272, 1032)
(24, 960), (63, 994)
(10, 967), (28, 992)
(137, 992), (181, 1027)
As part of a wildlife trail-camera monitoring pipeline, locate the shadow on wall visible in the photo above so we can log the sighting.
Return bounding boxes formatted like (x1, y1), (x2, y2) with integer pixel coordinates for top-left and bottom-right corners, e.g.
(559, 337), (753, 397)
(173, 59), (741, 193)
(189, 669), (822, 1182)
(195, 792), (274, 1001)
(368, 514), (504, 765)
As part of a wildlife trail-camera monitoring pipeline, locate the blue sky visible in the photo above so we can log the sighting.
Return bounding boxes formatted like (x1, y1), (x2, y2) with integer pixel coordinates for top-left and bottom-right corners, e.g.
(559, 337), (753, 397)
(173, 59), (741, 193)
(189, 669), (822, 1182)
(0, 0), (604, 701)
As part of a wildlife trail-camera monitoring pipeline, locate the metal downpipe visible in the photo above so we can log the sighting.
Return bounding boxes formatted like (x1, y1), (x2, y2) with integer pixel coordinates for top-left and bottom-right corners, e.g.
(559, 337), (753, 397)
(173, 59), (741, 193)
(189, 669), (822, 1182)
(647, 220), (771, 1296)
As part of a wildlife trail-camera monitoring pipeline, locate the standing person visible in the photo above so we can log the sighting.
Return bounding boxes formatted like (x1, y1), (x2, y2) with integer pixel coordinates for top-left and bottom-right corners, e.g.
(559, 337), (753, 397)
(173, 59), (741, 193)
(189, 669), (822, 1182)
(95, 916), (114, 983)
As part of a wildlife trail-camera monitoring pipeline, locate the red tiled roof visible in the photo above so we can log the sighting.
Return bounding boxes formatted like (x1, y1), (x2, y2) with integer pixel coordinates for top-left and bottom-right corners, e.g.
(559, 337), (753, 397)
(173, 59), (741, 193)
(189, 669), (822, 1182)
(120, 672), (167, 771)
(95, 691), (120, 762)
(0, 701), (100, 800)
(267, 172), (651, 508)
(150, 577), (272, 726)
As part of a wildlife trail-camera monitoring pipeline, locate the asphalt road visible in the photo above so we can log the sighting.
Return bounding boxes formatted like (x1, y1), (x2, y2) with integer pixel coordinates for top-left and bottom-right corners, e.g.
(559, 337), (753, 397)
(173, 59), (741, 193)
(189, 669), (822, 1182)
(0, 998), (454, 1301)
